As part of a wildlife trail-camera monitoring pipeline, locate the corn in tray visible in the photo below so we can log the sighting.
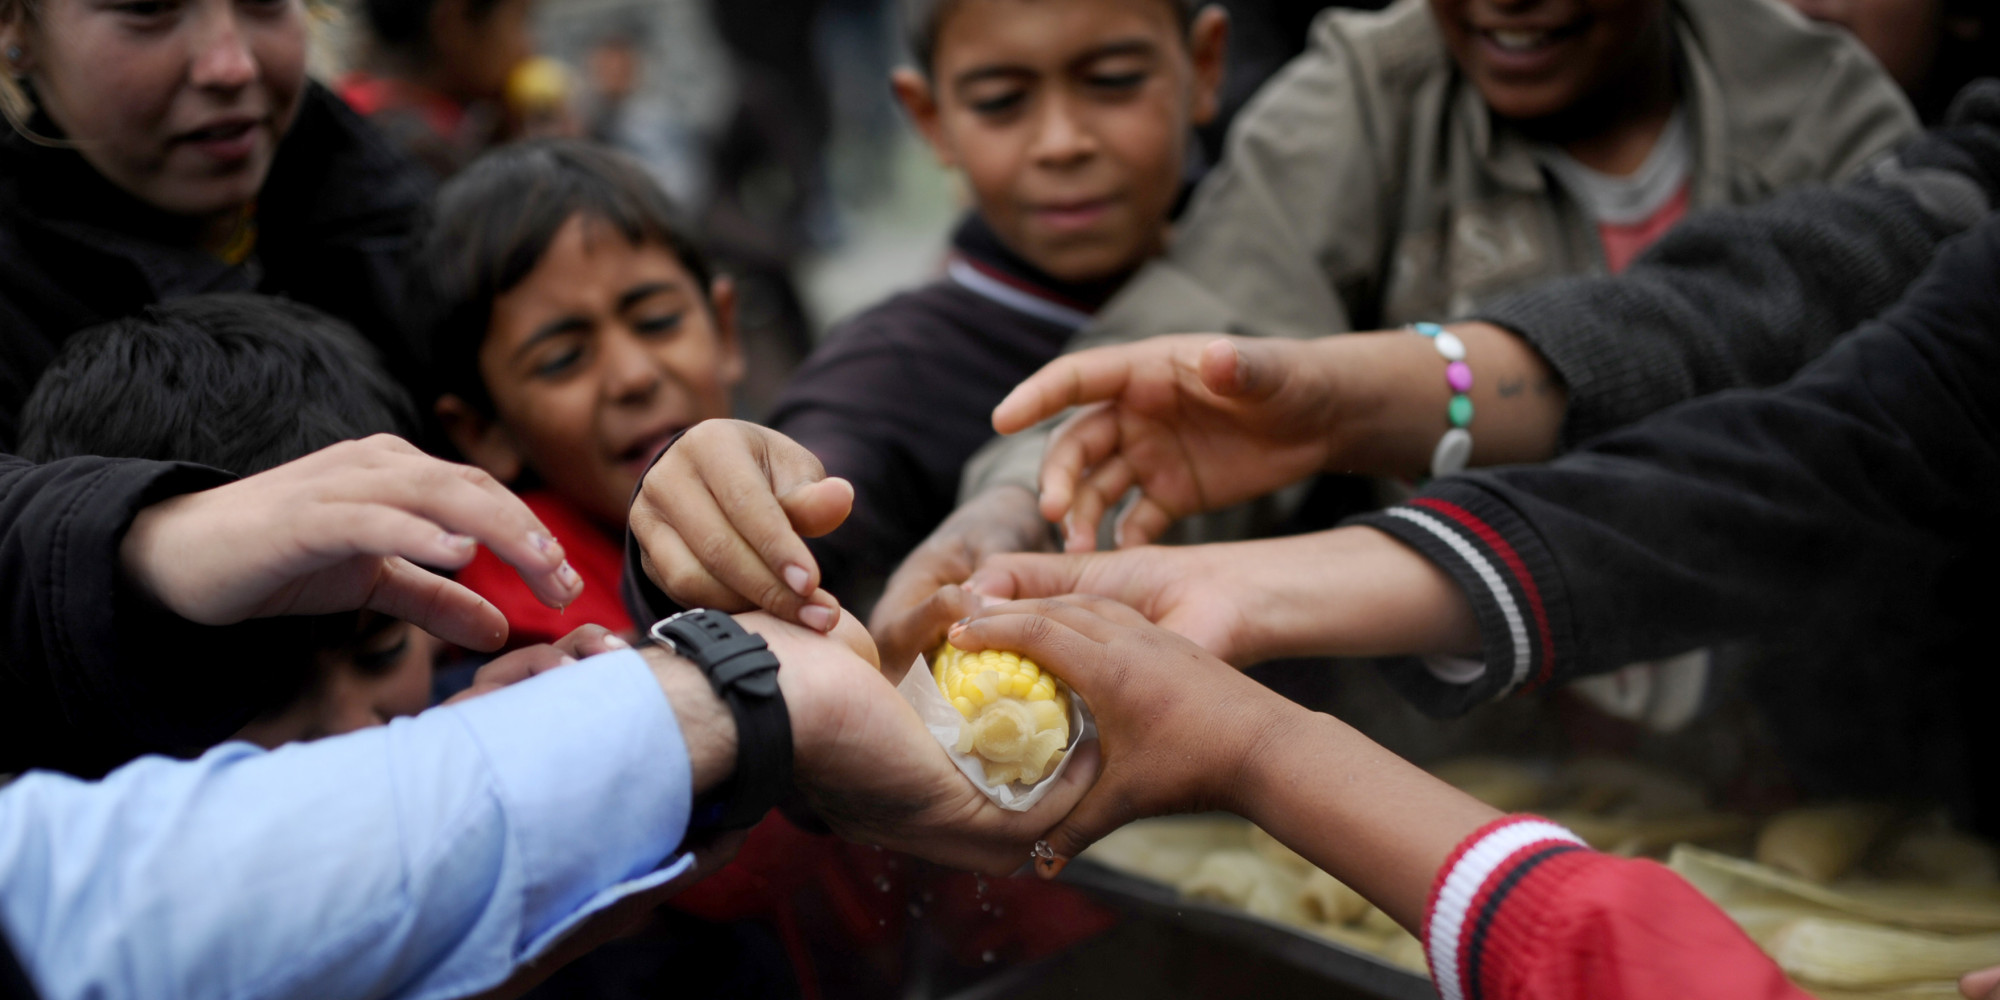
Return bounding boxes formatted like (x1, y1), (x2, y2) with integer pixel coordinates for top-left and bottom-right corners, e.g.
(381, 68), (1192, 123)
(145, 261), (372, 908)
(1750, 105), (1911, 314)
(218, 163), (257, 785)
(932, 643), (1071, 786)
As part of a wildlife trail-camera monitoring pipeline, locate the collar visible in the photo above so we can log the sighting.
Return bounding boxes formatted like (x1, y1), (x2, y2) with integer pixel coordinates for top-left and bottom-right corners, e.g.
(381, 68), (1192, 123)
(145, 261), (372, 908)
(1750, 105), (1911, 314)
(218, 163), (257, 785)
(944, 212), (1135, 330)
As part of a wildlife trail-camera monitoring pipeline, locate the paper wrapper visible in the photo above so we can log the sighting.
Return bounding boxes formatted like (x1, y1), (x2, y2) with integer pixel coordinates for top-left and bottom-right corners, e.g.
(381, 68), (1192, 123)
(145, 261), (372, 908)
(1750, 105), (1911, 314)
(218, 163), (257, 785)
(899, 653), (1091, 812)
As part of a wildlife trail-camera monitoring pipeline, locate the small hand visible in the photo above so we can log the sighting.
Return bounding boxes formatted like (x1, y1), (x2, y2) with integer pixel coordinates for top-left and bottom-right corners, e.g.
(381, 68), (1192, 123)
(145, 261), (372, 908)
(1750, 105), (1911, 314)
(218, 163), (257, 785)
(1963, 965), (2000, 1000)
(966, 545), (1254, 665)
(992, 335), (1348, 551)
(947, 595), (1305, 872)
(444, 625), (635, 705)
(868, 485), (1053, 682)
(742, 610), (1098, 874)
(629, 420), (852, 632)
(119, 435), (580, 651)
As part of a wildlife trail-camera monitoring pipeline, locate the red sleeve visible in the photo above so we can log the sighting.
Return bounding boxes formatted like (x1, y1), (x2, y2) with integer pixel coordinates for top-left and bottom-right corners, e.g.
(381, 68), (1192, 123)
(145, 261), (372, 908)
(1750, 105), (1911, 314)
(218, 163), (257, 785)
(1425, 816), (1814, 1000)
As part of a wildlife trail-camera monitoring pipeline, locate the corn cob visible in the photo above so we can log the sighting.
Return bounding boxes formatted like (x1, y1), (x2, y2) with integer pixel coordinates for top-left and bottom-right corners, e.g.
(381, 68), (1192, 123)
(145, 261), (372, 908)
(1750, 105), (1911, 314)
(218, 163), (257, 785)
(932, 642), (1071, 786)
(1757, 804), (1897, 883)
(1765, 917), (2000, 989)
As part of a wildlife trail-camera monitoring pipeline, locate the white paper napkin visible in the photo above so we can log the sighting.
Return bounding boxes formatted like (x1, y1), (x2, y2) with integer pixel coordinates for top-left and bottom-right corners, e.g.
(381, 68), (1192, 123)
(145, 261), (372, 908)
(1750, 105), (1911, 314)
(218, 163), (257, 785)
(898, 653), (1091, 812)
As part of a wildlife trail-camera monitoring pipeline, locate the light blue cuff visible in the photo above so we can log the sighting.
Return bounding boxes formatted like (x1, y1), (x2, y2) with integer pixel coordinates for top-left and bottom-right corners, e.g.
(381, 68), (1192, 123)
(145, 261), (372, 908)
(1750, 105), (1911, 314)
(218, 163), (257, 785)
(444, 649), (694, 955)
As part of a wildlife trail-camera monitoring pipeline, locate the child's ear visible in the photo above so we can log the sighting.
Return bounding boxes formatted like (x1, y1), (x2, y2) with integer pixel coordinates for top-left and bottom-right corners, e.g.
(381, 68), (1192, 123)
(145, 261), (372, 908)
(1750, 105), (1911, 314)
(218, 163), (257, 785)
(436, 394), (527, 484)
(1187, 6), (1231, 128)
(892, 67), (958, 169)
(708, 274), (747, 389)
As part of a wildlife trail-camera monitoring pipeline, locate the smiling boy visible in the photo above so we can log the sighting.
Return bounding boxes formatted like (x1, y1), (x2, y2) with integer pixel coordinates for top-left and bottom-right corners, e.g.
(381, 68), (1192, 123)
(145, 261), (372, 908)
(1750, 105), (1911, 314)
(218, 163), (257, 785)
(683, 0), (1229, 616)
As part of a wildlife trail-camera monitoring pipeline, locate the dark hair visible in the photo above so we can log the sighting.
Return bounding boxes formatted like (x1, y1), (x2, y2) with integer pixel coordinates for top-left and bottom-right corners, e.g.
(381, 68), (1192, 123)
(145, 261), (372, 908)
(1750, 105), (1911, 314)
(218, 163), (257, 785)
(19, 294), (417, 473)
(409, 139), (714, 415)
(900, 0), (1202, 73)
(362, 0), (510, 53)
(17, 293), (422, 715)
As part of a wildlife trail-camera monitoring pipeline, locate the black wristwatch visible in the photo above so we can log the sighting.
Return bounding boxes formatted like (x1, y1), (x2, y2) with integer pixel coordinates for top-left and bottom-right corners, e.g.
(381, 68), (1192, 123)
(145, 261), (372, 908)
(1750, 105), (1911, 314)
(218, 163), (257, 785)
(647, 609), (793, 833)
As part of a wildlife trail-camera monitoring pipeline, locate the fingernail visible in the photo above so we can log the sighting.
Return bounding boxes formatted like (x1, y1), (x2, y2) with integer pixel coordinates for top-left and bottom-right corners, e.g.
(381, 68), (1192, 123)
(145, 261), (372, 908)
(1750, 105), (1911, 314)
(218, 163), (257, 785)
(783, 564), (812, 596)
(602, 634), (631, 650)
(440, 532), (476, 553)
(557, 655), (579, 667)
(799, 604), (837, 632)
(557, 561), (581, 590)
(947, 620), (969, 640)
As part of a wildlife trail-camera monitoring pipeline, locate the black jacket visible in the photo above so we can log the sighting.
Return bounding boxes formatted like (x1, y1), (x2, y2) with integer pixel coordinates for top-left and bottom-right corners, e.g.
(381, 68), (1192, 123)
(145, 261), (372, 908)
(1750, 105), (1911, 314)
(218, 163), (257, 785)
(1361, 211), (2000, 829)
(0, 83), (431, 450)
(0, 455), (312, 777)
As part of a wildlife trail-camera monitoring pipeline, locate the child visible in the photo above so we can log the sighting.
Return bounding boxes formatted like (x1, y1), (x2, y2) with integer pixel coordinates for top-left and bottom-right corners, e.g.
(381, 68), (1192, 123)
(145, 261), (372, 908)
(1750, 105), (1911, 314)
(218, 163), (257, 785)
(413, 139), (743, 649)
(622, 0), (1232, 663)
(17, 294), (435, 748)
(943, 0), (1922, 589)
(339, 0), (539, 179)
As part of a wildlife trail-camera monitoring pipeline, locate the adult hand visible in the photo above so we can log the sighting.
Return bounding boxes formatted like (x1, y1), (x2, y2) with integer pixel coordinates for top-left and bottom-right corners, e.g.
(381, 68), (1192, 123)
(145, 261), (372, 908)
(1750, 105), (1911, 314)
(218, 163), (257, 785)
(868, 485), (1054, 682)
(992, 334), (1350, 551)
(740, 610), (1100, 875)
(119, 435), (580, 652)
(629, 420), (852, 632)
(946, 596), (1308, 870)
(443, 625), (635, 705)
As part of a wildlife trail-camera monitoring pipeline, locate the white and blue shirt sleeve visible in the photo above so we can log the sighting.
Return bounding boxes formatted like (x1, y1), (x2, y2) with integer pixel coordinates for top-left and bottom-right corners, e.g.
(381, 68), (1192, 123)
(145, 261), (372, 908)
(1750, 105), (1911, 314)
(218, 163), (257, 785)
(0, 649), (694, 1000)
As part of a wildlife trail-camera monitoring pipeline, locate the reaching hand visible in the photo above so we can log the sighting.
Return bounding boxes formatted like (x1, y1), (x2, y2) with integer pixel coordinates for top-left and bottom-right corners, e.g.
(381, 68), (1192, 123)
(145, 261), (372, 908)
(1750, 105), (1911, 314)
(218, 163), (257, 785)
(946, 596), (1307, 871)
(991, 335), (1350, 551)
(965, 545), (1254, 665)
(741, 610), (1100, 875)
(444, 625), (636, 706)
(629, 420), (853, 632)
(868, 485), (1055, 681)
(119, 435), (581, 652)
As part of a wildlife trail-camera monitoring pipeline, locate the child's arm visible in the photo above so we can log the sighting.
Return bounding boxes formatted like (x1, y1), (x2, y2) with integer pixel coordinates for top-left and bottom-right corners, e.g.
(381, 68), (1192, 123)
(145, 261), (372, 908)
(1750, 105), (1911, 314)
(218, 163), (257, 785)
(625, 420), (852, 632)
(993, 327), (1564, 549)
(948, 597), (1820, 1000)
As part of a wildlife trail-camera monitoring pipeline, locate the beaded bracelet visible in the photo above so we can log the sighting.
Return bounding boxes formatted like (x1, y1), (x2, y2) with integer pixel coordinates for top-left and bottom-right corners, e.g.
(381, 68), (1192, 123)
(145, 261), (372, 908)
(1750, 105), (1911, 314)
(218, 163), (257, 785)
(1412, 322), (1473, 478)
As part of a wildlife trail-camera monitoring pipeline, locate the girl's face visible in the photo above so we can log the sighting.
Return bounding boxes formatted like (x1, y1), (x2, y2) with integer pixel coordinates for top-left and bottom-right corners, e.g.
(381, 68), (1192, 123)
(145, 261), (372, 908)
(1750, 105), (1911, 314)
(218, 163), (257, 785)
(7, 0), (308, 217)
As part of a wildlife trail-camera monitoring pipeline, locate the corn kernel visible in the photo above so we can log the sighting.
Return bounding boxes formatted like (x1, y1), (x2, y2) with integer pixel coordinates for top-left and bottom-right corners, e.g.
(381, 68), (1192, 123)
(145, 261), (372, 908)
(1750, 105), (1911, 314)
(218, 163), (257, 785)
(932, 642), (1072, 786)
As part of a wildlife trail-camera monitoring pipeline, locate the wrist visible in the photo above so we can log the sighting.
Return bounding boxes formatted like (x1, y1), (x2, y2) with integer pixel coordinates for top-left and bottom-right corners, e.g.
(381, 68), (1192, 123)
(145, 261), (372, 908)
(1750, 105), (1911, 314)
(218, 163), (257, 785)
(642, 645), (739, 796)
(1223, 697), (1319, 823)
(1315, 332), (1451, 479)
(118, 496), (187, 614)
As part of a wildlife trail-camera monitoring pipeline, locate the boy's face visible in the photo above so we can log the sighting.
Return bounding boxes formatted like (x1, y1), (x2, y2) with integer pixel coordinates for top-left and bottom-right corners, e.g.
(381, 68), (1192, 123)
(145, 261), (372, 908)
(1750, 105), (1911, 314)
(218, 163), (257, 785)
(894, 0), (1228, 283)
(234, 620), (436, 748)
(443, 214), (743, 529)
(1429, 0), (1672, 123)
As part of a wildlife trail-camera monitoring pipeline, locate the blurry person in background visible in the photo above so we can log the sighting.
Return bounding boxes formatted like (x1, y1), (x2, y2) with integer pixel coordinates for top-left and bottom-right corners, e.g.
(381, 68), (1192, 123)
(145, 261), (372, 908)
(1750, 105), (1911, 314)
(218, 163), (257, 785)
(0, 0), (432, 450)
(339, 0), (538, 179)
(1780, 0), (1995, 124)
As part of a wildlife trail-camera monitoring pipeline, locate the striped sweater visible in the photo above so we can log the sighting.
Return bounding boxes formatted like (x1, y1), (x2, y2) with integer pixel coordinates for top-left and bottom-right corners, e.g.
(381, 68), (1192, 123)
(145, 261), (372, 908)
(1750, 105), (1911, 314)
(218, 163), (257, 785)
(1426, 816), (1811, 1000)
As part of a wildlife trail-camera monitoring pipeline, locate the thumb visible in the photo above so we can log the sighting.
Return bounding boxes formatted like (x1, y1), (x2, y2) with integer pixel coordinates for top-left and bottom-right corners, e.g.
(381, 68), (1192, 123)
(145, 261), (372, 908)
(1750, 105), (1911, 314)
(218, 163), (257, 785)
(779, 476), (854, 538)
(964, 552), (1085, 601)
(1199, 337), (1291, 402)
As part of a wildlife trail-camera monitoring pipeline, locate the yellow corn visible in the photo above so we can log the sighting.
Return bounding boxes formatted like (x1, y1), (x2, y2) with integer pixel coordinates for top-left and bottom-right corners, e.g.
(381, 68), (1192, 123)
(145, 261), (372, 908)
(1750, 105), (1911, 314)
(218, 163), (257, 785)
(932, 642), (1071, 786)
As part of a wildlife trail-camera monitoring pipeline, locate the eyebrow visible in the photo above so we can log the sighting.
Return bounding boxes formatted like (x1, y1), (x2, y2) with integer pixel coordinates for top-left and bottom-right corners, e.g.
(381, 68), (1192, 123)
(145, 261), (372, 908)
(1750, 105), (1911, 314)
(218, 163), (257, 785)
(950, 37), (1160, 90)
(510, 281), (686, 362)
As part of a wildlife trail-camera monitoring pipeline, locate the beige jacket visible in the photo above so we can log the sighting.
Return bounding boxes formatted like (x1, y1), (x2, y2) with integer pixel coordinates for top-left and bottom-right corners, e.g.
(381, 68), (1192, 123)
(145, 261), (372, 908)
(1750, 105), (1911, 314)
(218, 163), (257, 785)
(962, 0), (1917, 502)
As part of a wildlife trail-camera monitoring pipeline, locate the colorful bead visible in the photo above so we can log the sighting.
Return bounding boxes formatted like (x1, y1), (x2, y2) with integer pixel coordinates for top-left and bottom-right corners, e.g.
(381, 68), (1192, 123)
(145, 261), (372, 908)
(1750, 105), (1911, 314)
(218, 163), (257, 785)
(1446, 361), (1474, 392)
(1431, 428), (1474, 477)
(1435, 331), (1467, 362)
(1449, 395), (1475, 428)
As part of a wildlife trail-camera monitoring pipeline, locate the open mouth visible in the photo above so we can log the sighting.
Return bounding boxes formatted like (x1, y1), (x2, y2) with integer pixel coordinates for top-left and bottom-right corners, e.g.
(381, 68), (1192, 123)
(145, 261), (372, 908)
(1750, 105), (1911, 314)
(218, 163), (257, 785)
(1477, 18), (1588, 54)
(178, 119), (257, 144)
(617, 428), (685, 474)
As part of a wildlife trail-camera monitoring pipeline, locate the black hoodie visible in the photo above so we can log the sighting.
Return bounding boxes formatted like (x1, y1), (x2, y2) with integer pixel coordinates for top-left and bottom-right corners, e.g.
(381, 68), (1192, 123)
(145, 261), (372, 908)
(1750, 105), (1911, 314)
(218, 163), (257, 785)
(0, 83), (431, 450)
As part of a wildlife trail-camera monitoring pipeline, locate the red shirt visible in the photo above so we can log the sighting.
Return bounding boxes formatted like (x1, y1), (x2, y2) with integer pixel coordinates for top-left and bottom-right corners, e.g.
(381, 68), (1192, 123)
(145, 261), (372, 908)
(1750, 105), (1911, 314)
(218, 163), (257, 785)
(1426, 816), (1813, 1000)
(1598, 184), (1691, 275)
(454, 490), (634, 650)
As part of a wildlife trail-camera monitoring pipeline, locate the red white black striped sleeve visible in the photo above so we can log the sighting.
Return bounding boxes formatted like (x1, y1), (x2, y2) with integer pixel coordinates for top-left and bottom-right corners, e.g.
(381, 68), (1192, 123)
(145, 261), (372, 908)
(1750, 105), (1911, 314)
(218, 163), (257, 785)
(1425, 816), (1815, 1000)
(1349, 481), (1578, 717)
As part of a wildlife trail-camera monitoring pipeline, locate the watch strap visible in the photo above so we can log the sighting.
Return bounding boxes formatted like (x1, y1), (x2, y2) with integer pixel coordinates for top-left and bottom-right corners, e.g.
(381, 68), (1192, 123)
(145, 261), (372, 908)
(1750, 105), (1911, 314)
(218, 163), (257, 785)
(649, 610), (792, 833)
